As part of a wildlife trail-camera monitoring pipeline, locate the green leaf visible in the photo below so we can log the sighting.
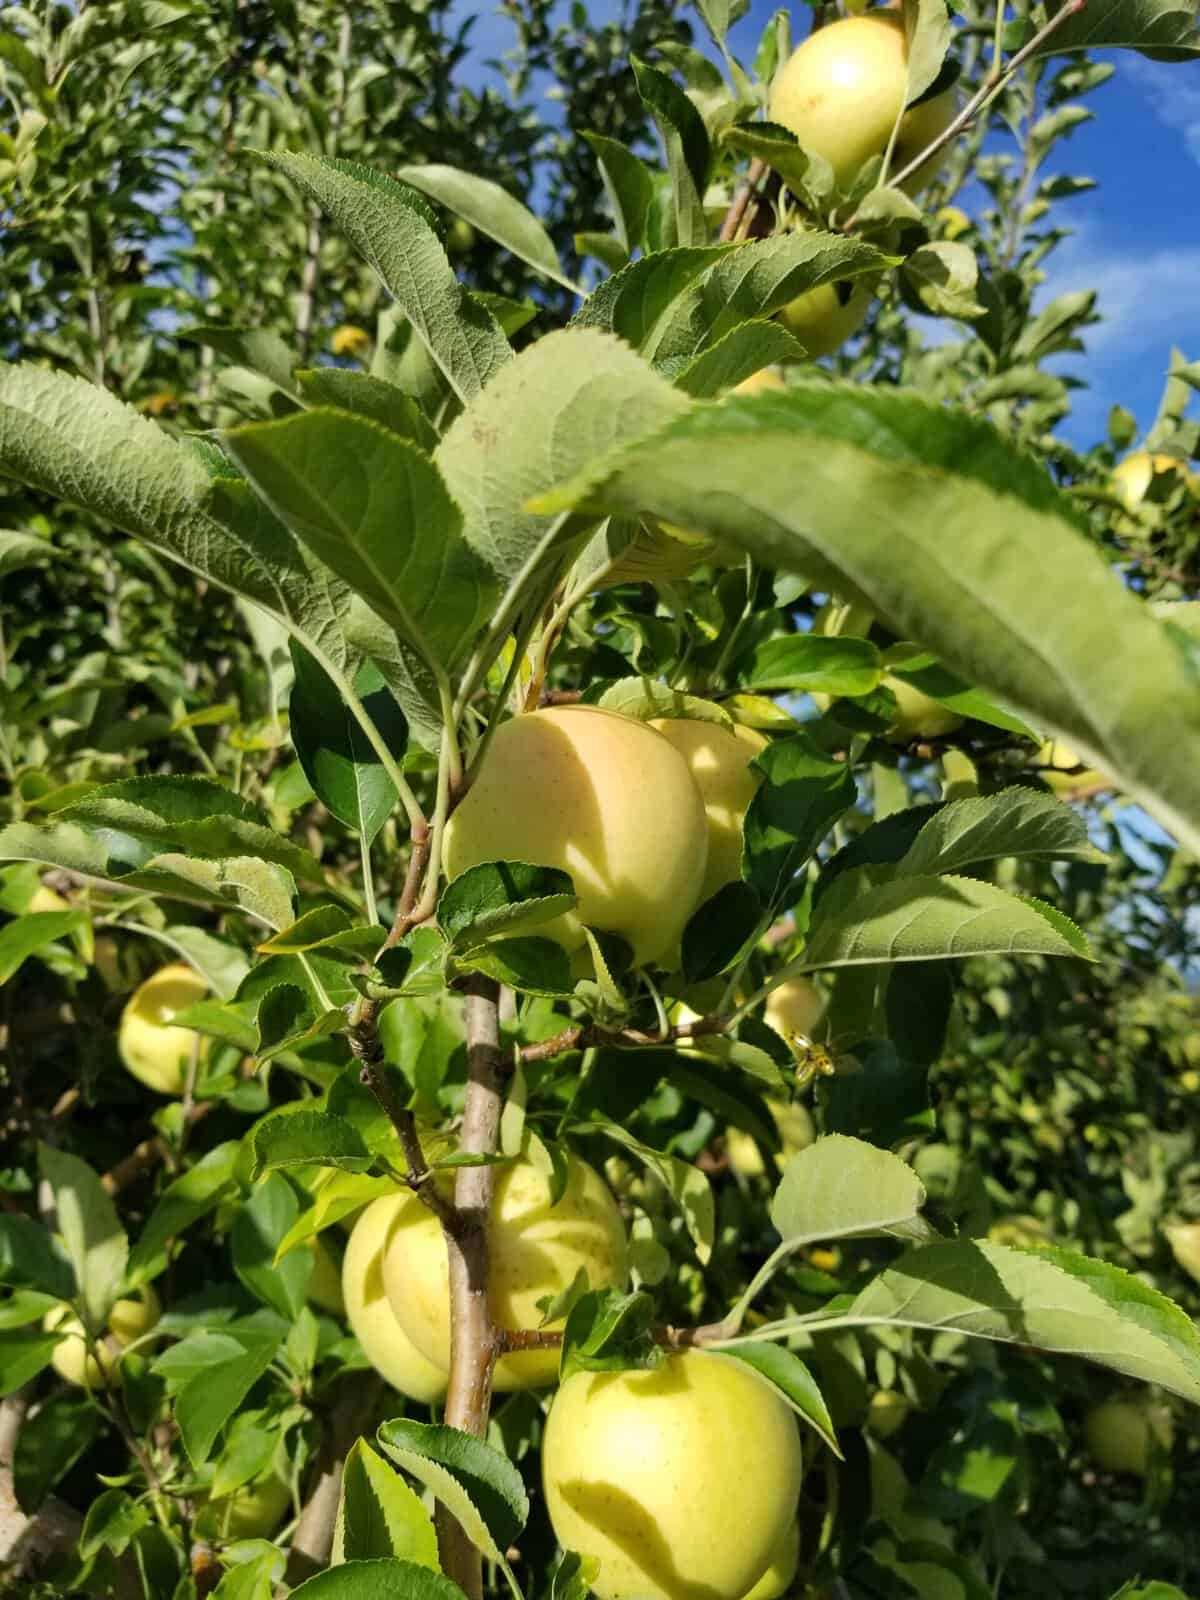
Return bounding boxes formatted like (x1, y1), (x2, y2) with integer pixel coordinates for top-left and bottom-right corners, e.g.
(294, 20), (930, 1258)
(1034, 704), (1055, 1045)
(560, 1287), (661, 1380)
(894, 788), (1107, 878)
(681, 881), (764, 983)
(377, 1421), (527, 1599)
(37, 1144), (128, 1334)
(226, 409), (496, 673)
(885, 658), (1040, 738)
(818, 1039), (934, 1147)
(174, 1330), (281, 1466)
(583, 134), (655, 256)
(135, 852), (296, 931)
(295, 369), (438, 450)
(580, 1118), (714, 1263)
(674, 321), (806, 398)
(232, 1174), (311, 1320)
(572, 247), (730, 347)
(0, 1329), (62, 1397)
(770, 1135), (933, 1249)
(801, 872), (1091, 970)
(665, 1058), (781, 1151)
(903, 242), (984, 320)
(0, 1215), (76, 1301)
(436, 327), (689, 588)
(741, 635), (881, 697)
(13, 1393), (99, 1513)
(396, 164), (579, 293)
(256, 154), (510, 404)
(128, 1142), (241, 1282)
(0, 910), (88, 984)
(0, 528), (52, 577)
(532, 382), (1200, 858)
(251, 1111), (373, 1179)
(288, 647), (409, 843)
(594, 678), (733, 728)
(716, 1344), (838, 1454)
(632, 57), (710, 246)
(183, 326), (301, 398)
(79, 1488), (149, 1559)
(290, 1561), (470, 1600)
(743, 732), (857, 909)
(455, 936), (575, 998)
(1032, 1), (1200, 56)
(438, 861), (577, 948)
(721, 123), (834, 207)
(333, 1439), (440, 1567)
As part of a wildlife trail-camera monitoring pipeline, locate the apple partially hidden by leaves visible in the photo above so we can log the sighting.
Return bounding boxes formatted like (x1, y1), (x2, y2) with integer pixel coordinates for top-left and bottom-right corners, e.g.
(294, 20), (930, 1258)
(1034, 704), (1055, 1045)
(1112, 450), (1197, 508)
(884, 675), (963, 742)
(1164, 1221), (1200, 1284)
(443, 706), (709, 966)
(193, 1472), (292, 1542)
(543, 1349), (803, 1600)
(650, 718), (768, 905)
(1084, 1397), (1173, 1476)
(342, 1194), (448, 1404)
(306, 1233), (345, 1316)
(44, 1284), (162, 1389)
(777, 276), (874, 359)
(1034, 738), (1112, 797)
(382, 1155), (628, 1391)
(726, 1099), (816, 1179)
(118, 962), (209, 1095)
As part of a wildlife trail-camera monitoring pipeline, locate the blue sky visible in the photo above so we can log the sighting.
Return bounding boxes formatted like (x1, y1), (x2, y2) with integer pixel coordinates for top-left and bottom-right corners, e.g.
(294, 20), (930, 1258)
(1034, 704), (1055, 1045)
(454, 0), (1199, 452)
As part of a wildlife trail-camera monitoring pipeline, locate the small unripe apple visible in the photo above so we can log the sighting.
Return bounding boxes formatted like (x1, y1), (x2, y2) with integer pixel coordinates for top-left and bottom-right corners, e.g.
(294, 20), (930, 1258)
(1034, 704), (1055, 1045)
(741, 1520), (800, 1600)
(649, 719), (768, 905)
(383, 1155), (628, 1391)
(726, 1099), (815, 1179)
(1034, 738), (1111, 797)
(765, 978), (826, 1044)
(443, 707), (709, 967)
(1112, 451), (1197, 509)
(44, 1284), (162, 1389)
(543, 1349), (803, 1600)
(306, 1234), (345, 1316)
(1083, 1397), (1173, 1476)
(769, 12), (957, 194)
(1164, 1221), (1200, 1284)
(194, 1472), (292, 1541)
(866, 1389), (910, 1439)
(118, 963), (209, 1095)
(446, 218), (477, 256)
(777, 277), (874, 359)
(342, 1195), (447, 1403)
(884, 675), (962, 741)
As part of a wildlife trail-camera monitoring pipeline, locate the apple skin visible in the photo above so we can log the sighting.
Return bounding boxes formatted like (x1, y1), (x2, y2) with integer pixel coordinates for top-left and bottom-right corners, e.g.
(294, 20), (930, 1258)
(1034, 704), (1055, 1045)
(649, 719), (768, 904)
(194, 1473), (292, 1541)
(1083, 1398), (1173, 1476)
(769, 12), (957, 195)
(542, 1349), (803, 1600)
(765, 977), (826, 1044)
(884, 675), (962, 741)
(732, 369), (785, 397)
(727, 1100), (815, 1179)
(1034, 738), (1111, 797)
(1165, 1221), (1200, 1283)
(383, 1155), (628, 1391)
(44, 1284), (162, 1389)
(342, 1195), (448, 1404)
(866, 1389), (910, 1439)
(741, 1521), (800, 1600)
(118, 962), (209, 1095)
(777, 277), (873, 359)
(443, 707), (709, 967)
(1112, 451), (1197, 509)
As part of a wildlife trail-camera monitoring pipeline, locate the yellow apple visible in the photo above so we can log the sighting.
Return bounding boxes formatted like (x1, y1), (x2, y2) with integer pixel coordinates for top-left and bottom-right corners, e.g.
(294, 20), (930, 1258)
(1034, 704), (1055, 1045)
(118, 962), (210, 1095)
(726, 1099), (816, 1179)
(542, 1349), (803, 1600)
(306, 1234), (345, 1316)
(446, 218), (477, 256)
(1034, 738), (1112, 797)
(194, 1472), (292, 1541)
(732, 369), (786, 397)
(444, 707), (708, 967)
(777, 276), (874, 359)
(28, 883), (71, 913)
(44, 1284), (162, 1389)
(383, 1155), (628, 1391)
(1083, 1397), (1173, 1476)
(649, 719), (768, 904)
(866, 1389), (909, 1439)
(342, 1195), (448, 1403)
(884, 675), (962, 741)
(1112, 451), (1197, 509)
(1164, 1221), (1200, 1284)
(742, 1521), (800, 1600)
(765, 977), (826, 1044)
(769, 12), (957, 194)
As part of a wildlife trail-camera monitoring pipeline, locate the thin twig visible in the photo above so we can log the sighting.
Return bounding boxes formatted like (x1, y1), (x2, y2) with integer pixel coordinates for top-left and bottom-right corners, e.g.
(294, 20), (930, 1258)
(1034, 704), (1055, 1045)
(719, 157), (766, 243)
(519, 1014), (727, 1065)
(351, 1025), (459, 1231)
(383, 823), (431, 949)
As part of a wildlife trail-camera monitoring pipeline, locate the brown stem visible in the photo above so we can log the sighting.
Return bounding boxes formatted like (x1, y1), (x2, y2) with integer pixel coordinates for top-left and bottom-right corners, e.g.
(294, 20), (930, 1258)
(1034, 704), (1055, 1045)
(437, 975), (504, 1600)
(384, 822), (431, 949)
(100, 1103), (213, 1196)
(719, 158), (767, 243)
(495, 1320), (731, 1356)
(519, 1014), (727, 1065)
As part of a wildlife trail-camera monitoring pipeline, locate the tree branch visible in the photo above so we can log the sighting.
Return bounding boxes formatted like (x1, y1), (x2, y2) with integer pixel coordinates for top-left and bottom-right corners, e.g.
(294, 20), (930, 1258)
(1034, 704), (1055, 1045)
(519, 1014), (728, 1065)
(719, 158), (767, 243)
(383, 822), (431, 950)
(351, 1020), (459, 1232)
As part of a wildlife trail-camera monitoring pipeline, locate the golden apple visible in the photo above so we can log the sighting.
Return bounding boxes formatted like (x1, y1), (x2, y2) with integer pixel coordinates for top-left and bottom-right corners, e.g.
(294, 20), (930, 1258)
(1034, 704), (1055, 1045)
(742, 1521), (800, 1600)
(777, 277), (874, 359)
(28, 883), (71, 913)
(342, 1195), (448, 1404)
(383, 1155), (628, 1391)
(1164, 1221), (1200, 1284)
(1034, 738), (1111, 797)
(649, 719), (768, 904)
(1112, 451), (1197, 509)
(884, 675), (962, 741)
(1084, 1397), (1173, 1476)
(444, 707), (708, 966)
(194, 1472), (292, 1541)
(306, 1234), (345, 1316)
(118, 962), (209, 1095)
(765, 977), (826, 1044)
(542, 1349), (803, 1600)
(732, 369), (786, 397)
(44, 1284), (162, 1389)
(866, 1389), (909, 1439)
(769, 12), (957, 194)
(726, 1100), (815, 1179)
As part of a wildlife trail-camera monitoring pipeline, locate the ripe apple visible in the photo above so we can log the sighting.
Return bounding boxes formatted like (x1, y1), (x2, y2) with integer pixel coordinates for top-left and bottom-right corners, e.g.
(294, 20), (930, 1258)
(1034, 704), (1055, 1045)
(118, 962), (209, 1095)
(765, 977), (826, 1044)
(866, 1389), (910, 1439)
(27, 883), (71, 913)
(342, 1195), (448, 1403)
(382, 1155), (628, 1391)
(649, 719), (768, 904)
(44, 1284), (162, 1389)
(732, 369), (785, 397)
(726, 1099), (815, 1179)
(777, 276), (874, 359)
(1034, 738), (1112, 797)
(542, 1349), (803, 1600)
(1164, 1221), (1200, 1284)
(194, 1472), (292, 1541)
(306, 1233), (345, 1316)
(1112, 451), (1197, 509)
(1083, 1397), (1173, 1476)
(884, 675), (962, 741)
(769, 12), (957, 194)
(742, 1521), (800, 1600)
(443, 707), (709, 967)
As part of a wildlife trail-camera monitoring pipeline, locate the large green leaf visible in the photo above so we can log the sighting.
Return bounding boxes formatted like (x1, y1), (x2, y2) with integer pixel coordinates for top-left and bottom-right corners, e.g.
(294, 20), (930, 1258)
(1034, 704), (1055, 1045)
(288, 648), (408, 844)
(37, 1146), (128, 1334)
(894, 788), (1107, 878)
(532, 383), (1200, 857)
(1034, 0), (1200, 57)
(332, 1439), (439, 1567)
(770, 1136), (933, 1250)
(290, 1562), (469, 1600)
(257, 154), (510, 403)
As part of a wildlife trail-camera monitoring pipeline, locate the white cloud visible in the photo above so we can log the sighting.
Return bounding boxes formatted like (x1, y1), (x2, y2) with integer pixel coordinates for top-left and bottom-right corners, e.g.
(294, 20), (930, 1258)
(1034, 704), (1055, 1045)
(1124, 54), (1200, 166)
(1037, 224), (1200, 358)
